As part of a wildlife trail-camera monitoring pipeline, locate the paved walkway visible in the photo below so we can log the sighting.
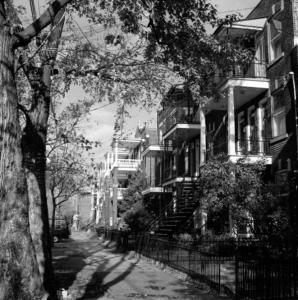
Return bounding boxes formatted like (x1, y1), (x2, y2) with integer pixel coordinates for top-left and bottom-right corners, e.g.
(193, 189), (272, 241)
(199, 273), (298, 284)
(53, 231), (231, 300)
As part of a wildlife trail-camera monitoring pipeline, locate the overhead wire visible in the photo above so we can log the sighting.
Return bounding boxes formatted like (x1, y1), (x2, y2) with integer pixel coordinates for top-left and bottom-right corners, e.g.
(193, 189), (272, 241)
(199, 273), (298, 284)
(16, 9), (67, 73)
(217, 7), (255, 15)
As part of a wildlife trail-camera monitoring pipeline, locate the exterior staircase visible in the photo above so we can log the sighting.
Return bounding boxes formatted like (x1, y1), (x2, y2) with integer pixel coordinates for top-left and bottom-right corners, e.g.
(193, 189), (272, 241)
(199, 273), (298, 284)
(149, 180), (200, 237)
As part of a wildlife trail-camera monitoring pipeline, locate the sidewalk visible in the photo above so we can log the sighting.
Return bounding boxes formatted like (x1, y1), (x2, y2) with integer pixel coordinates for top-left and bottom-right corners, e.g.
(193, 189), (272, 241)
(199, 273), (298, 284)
(53, 231), (231, 300)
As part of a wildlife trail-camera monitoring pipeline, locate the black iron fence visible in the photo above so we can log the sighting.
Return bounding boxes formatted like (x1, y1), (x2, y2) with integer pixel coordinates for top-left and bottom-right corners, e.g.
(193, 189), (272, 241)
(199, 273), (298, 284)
(236, 257), (298, 300)
(101, 230), (298, 299)
(136, 234), (233, 294)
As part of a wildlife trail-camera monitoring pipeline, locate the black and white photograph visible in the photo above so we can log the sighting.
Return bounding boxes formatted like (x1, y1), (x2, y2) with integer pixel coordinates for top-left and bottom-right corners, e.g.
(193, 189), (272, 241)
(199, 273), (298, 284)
(1, 0), (298, 299)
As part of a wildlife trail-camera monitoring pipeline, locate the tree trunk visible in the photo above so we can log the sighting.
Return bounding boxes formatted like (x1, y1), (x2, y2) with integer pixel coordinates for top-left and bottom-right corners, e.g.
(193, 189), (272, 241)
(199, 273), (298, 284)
(21, 9), (66, 298)
(23, 121), (55, 298)
(0, 27), (47, 300)
(51, 197), (57, 245)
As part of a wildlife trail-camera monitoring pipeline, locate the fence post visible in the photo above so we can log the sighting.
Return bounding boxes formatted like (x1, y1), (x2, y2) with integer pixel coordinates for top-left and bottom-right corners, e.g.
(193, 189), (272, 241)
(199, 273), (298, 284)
(189, 248), (191, 273)
(235, 248), (239, 300)
(294, 254), (297, 299)
(168, 241), (170, 264)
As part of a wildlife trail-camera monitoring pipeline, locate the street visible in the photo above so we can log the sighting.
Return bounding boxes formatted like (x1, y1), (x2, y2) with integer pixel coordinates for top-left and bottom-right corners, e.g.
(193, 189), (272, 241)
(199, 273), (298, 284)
(53, 232), (230, 300)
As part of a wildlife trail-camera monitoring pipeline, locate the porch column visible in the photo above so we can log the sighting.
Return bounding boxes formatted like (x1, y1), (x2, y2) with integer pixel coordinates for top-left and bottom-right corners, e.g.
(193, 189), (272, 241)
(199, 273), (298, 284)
(227, 86), (236, 156)
(90, 185), (96, 222)
(95, 189), (101, 224)
(257, 105), (264, 153)
(112, 168), (118, 228)
(199, 106), (206, 166)
(115, 140), (118, 165)
(106, 155), (109, 171)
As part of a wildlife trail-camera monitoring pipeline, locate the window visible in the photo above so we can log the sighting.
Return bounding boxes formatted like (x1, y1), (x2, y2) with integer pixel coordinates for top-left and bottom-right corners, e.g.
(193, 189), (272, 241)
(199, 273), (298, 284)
(275, 169), (289, 196)
(269, 19), (282, 62)
(272, 93), (286, 137)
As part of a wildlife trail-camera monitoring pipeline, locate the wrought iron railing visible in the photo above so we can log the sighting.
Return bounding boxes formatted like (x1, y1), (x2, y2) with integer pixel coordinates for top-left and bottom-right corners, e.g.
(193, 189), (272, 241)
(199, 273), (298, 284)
(146, 180), (199, 232)
(215, 61), (267, 85)
(103, 230), (298, 300)
(206, 138), (271, 159)
(163, 107), (199, 135)
(236, 138), (271, 155)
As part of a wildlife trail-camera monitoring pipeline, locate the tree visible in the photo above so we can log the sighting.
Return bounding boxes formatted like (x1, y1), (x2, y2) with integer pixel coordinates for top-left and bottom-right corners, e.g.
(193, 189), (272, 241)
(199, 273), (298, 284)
(0, 1), (72, 299)
(118, 170), (146, 215)
(197, 154), (290, 239)
(48, 147), (92, 240)
(119, 171), (153, 233)
(46, 102), (97, 241)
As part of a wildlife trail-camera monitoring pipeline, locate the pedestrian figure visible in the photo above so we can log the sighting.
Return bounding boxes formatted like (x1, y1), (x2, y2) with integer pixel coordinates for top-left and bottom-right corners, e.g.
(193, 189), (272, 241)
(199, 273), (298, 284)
(72, 214), (80, 231)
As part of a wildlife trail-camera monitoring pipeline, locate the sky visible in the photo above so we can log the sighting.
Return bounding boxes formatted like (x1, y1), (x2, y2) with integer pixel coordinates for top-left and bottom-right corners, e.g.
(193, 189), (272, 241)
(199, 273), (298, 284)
(20, 0), (260, 162)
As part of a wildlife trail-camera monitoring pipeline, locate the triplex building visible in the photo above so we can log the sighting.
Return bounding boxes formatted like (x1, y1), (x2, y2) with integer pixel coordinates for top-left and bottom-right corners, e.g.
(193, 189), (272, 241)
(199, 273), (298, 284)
(96, 136), (142, 227)
(206, 0), (298, 194)
(96, 0), (298, 235)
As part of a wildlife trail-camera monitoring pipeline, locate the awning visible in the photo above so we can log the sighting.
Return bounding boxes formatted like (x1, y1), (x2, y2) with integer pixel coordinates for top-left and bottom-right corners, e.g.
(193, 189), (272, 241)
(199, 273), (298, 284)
(215, 18), (267, 38)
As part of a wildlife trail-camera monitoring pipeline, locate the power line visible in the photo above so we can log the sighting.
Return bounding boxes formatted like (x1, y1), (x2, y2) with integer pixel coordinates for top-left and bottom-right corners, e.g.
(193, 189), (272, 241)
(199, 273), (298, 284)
(90, 103), (115, 112)
(70, 16), (95, 50)
(217, 7), (255, 14)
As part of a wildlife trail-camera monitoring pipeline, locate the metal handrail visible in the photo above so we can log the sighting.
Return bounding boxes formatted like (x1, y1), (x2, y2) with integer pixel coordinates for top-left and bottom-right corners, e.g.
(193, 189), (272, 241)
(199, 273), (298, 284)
(146, 179), (199, 232)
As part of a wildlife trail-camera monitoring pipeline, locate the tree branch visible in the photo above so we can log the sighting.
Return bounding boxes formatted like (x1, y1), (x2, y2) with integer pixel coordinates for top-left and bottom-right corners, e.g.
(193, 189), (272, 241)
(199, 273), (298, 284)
(13, 0), (71, 48)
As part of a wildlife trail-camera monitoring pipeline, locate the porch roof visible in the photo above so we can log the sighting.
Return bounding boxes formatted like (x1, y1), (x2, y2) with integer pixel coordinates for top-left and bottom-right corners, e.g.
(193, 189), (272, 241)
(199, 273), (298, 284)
(215, 17), (267, 38)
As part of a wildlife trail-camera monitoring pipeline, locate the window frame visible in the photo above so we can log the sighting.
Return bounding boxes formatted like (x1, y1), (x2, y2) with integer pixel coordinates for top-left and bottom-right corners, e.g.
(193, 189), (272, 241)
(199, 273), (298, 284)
(267, 17), (283, 63)
(271, 94), (286, 138)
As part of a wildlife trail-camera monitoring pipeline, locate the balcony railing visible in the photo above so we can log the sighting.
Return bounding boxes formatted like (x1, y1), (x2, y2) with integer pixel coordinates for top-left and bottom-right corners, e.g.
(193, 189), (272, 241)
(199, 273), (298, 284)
(113, 159), (141, 169)
(215, 61), (267, 85)
(207, 138), (271, 160)
(236, 138), (271, 155)
(163, 107), (198, 135)
(142, 143), (164, 154)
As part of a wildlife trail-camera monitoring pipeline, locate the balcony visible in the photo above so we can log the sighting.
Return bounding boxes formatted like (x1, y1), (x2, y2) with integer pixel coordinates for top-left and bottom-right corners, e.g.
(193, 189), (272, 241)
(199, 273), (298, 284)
(112, 159), (141, 171)
(216, 61), (267, 85)
(141, 144), (165, 158)
(206, 62), (269, 112)
(206, 137), (272, 164)
(142, 177), (164, 195)
(163, 107), (200, 141)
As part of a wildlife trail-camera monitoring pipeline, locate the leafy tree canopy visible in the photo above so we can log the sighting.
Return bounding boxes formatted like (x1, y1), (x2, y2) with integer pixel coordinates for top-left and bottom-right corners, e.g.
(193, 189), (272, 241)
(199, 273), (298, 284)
(198, 154), (290, 239)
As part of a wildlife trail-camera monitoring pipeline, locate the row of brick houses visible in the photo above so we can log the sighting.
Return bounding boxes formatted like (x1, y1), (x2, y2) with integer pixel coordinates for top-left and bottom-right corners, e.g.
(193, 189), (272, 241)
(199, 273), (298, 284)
(95, 0), (298, 236)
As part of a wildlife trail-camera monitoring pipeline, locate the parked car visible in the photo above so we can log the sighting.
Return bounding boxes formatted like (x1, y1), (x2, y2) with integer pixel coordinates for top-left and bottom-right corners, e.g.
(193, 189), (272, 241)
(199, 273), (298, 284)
(52, 217), (70, 242)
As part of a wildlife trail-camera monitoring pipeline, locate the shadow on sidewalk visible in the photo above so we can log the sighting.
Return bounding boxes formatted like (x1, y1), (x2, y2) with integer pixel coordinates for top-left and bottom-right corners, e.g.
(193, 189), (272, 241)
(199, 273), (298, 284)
(53, 236), (139, 299)
(77, 254), (140, 299)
